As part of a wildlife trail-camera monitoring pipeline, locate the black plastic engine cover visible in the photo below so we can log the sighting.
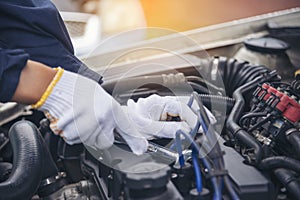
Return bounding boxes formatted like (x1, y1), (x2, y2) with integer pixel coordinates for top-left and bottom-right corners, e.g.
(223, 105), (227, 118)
(220, 138), (275, 200)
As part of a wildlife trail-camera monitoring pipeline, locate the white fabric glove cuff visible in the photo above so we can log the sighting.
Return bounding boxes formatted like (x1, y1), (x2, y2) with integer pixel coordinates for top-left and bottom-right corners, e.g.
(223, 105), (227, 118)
(40, 70), (78, 143)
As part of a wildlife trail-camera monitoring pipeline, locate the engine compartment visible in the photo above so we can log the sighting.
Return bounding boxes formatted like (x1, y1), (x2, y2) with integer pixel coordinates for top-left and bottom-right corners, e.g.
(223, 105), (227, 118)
(1, 10), (300, 200)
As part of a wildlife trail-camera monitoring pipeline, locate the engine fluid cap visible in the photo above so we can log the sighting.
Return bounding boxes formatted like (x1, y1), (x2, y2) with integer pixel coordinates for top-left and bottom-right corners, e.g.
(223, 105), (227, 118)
(244, 37), (289, 53)
(125, 162), (171, 189)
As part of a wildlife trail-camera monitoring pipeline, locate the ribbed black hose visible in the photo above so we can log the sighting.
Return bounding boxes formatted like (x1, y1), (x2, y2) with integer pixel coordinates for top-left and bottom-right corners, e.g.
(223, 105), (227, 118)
(198, 94), (235, 114)
(260, 156), (300, 174)
(273, 168), (300, 200)
(211, 57), (270, 97)
(206, 57), (279, 164)
(286, 130), (300, 158)
(0, 163), (12, 182)
(0, 121), (43, 200)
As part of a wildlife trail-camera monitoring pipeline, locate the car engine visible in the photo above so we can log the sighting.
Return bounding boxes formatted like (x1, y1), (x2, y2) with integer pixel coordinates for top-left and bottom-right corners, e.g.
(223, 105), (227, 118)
(1, 14), (300, 200)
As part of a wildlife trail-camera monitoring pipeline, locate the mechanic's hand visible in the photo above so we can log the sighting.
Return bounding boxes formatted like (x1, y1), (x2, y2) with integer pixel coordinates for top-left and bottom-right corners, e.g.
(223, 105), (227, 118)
(34, 68), (148, 155)
(124, 94), (215, 139)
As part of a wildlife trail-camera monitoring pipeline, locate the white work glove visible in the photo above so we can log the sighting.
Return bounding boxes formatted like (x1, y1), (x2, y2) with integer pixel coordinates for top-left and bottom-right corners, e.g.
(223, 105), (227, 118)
(176, 96), (216, 125)
(35, 68), (215, 155)
(124, 94), (216, 139)
(37, 69), (148, 155)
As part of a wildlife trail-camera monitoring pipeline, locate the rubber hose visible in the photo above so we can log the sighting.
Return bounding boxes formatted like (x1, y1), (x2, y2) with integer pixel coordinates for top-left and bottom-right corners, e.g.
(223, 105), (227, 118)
(208, 57), (270, 97)
(260, 156), (300, 174)
(226, 77), (266, 163)
(227, 69), (277, 153)
(0, 163), (12, 182)
(37, 131), (63, 198)
(38, 132), (59, 180)
(273, 168), (300, 200)
(198, 94), (235, 114)
(0, 121), (43, 200)
(235, 129), (263, 163)
(286, 130), (300, 158)
(197, 57), (275, 192)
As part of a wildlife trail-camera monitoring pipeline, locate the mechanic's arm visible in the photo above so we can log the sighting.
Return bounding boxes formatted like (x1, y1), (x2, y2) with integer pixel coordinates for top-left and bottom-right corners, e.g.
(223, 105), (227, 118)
(10, 61), (213, 155)
(7, 57), (148, 154)
(0, 1), (206, 155)
(11, 60), (56, 104)
(9, 60), (201, 155)
(1, 49), (211, 156)
(0, 0), (102, 83)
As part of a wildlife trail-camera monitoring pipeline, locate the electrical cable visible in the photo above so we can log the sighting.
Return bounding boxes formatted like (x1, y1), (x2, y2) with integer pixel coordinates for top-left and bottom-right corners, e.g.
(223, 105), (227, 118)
(186, 76), (225, 93)
(239, 112), (267, 127)
(170, 95), (200, 150)
(188, 81), (209, 94)
(170, 118), (200, 151)
(193, 92), (240, 200)
(174, 119), (210, 198)
(247, 114), (273, 132)
(175, 130), (222, 200)
(175, 133), (185, 167)
(191, 93), (225, 200)
(175, 111), (237, 199)
(192, 149), (203, 193)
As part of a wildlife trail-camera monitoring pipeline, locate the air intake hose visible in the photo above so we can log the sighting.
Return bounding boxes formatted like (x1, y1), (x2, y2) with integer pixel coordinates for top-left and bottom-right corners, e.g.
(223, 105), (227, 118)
(203, 57), (279, 164)
(0, 121), (43, 200)
(205, 57), (271, 97)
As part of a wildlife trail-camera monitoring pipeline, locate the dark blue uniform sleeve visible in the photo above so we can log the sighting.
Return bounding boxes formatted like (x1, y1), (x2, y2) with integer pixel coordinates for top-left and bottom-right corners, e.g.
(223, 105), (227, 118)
(0, 49), (29, 102)
(0, 0), (102, 84)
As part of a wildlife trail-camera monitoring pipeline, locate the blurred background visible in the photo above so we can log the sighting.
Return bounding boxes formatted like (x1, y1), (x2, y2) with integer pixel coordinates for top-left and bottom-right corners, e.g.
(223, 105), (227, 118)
(52, 0), (300, 33)
(51, 0), (300, 55)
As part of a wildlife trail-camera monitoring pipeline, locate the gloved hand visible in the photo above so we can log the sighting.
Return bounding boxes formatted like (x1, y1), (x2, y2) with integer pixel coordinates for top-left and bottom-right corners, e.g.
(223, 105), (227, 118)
(33, 68), (215, 155)
(124, 95), (194, 139)
(33, 68), (148, 155)
(124, 95), (216, 139)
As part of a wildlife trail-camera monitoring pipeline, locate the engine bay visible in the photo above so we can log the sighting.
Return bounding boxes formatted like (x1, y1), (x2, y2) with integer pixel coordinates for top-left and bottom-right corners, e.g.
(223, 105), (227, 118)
(1, 10), (300, 200)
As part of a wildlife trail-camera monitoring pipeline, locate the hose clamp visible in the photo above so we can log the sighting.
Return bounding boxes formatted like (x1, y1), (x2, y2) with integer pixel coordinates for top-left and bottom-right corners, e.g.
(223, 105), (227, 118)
(211, 58), (219, 81)
(40, 172), (66, 187)
(285, 128), (299, 136)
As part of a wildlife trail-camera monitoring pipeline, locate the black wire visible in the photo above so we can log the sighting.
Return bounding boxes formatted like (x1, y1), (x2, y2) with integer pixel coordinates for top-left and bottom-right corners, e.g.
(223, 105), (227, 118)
(188, 82), (209, 94)
(239, 112), (267, 129)
(248, 114), (273, 132)
(186, 76), (225, 93)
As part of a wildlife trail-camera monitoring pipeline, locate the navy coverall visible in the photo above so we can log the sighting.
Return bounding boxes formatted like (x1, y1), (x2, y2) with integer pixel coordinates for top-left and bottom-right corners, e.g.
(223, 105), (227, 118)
(0, 0), (102, 102)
